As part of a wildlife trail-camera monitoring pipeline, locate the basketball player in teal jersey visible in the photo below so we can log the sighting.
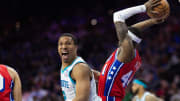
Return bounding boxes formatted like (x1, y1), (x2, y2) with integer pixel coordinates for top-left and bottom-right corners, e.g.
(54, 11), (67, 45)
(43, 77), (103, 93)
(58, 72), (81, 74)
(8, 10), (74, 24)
(132, 79), (163, 101)
(58, 33), (101, 101)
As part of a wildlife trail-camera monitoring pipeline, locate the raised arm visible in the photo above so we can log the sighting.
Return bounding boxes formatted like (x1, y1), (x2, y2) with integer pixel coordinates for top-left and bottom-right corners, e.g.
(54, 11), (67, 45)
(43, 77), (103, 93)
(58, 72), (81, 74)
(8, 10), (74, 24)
(72, 63), (91, 101)
(113, 0), (161, 45)
(113, 4), (147, 62)
(113, 0), (161, 62)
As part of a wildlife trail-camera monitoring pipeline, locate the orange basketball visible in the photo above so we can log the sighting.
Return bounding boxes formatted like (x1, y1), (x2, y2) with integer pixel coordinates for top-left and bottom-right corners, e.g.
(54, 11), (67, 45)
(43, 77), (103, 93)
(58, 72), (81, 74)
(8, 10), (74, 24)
(147, 0), (170, 18)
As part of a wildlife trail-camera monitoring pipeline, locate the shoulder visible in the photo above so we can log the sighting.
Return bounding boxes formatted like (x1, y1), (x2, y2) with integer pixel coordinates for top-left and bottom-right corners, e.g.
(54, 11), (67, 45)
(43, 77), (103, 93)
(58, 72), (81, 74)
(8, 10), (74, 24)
(72, 63), (91, 79)
(117, 39), (135, 63)
(73, 63), (91, 74)
(145, 93), (158, 101)
(6, 66), (19, 80)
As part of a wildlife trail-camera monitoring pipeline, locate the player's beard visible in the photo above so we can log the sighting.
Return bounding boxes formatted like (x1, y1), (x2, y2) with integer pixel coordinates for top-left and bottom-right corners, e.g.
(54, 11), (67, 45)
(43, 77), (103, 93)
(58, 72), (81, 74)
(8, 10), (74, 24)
(131, 88), (139, 96)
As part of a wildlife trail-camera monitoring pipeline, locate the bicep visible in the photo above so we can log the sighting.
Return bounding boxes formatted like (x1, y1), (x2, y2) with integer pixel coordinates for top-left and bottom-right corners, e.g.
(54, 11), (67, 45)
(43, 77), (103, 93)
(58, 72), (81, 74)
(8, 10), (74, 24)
(75, 75), (91, 100)
(7, 67), (22, 101)
(114, 22), (128, 44)
(13, 71), (22, 101)
(72, 64), (91, 101)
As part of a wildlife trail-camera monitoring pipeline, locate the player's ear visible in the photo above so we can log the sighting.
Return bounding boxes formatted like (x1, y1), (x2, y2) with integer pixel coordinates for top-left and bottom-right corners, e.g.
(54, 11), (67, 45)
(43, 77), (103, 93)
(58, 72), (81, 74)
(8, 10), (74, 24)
(75, 45), (78, 50)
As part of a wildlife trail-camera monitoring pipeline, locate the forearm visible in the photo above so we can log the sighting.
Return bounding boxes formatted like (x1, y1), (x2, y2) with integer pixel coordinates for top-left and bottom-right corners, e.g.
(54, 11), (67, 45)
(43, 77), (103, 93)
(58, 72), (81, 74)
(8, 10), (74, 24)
(113, 5), (146, 23)
(131, 19), (157, 32)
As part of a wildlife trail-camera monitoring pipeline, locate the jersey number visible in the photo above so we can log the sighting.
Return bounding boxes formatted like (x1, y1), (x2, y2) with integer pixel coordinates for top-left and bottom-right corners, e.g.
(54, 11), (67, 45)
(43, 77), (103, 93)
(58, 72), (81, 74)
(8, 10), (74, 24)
(0, 74), (5, 92)
(121, 70), (133, 88)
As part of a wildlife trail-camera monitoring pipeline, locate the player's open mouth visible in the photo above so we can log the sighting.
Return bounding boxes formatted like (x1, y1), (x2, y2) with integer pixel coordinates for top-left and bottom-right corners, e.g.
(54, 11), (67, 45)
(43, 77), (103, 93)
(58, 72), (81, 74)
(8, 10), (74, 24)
(62, 52), (69, 60)
(62, 52), (69, 56)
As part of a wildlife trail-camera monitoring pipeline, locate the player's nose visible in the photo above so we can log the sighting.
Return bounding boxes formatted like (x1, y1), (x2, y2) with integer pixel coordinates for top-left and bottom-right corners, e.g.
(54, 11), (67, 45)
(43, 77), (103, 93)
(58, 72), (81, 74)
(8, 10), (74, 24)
(61, 44), (68, 49)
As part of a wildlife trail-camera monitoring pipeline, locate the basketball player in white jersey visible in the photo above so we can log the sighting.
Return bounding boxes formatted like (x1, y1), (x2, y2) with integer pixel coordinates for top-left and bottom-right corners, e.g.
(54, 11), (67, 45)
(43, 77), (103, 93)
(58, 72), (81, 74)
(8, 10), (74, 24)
(58, 33), (101, 101)
(131, 79), (163, 101)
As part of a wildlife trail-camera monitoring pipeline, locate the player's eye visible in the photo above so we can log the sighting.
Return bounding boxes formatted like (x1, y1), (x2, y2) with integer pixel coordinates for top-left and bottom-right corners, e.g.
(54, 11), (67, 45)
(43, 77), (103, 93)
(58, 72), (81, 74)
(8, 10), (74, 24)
(59, 42), (63, 46)
(66, 42), (71, 45)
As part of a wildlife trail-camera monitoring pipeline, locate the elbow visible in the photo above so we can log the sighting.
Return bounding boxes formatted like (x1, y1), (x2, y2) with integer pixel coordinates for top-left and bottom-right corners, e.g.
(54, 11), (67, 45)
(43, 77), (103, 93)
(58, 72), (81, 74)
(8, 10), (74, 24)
(113, 11), (125, 23)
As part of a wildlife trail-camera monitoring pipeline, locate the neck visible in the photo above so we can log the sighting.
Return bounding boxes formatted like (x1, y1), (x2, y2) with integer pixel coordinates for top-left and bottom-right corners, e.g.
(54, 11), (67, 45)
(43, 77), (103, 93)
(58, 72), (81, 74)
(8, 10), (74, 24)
(137, 88), (145, 99)
(62, 55), (77, 69)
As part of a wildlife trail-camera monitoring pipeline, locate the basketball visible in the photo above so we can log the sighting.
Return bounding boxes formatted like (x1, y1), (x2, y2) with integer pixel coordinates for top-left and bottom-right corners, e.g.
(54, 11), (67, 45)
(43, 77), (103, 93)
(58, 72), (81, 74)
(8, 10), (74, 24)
(147, 0), (170, 18)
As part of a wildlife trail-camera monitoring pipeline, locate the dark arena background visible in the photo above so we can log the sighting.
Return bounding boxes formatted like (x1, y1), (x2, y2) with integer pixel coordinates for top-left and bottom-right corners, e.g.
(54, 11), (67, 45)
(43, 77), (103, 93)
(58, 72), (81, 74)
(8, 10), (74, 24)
(0, 0), (180, 101)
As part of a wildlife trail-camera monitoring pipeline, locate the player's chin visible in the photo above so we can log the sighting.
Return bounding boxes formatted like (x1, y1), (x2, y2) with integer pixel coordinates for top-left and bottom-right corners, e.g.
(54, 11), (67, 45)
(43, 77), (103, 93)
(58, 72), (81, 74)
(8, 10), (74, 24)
(63, 59), (69, 63)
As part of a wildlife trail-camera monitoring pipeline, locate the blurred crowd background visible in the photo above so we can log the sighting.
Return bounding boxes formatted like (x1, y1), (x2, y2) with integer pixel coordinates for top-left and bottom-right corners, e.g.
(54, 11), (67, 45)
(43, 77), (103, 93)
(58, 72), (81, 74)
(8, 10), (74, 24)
(0, 0), (180, 101)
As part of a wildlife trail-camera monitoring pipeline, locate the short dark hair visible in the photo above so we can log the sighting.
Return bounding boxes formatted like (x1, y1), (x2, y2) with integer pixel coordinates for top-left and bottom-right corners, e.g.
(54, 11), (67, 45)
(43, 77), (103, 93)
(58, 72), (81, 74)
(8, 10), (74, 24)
(59, 33), (78, 45)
